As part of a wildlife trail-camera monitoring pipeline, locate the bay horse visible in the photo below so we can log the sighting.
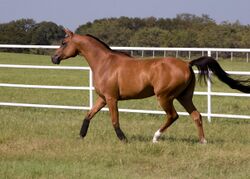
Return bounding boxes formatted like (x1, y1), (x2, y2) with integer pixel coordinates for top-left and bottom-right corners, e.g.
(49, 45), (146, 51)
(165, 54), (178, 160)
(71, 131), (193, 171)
(52, 29), (250, 144)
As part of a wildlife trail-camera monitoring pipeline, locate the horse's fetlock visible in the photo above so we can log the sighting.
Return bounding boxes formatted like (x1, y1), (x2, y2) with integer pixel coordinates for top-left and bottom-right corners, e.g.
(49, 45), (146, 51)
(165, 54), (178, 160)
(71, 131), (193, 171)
(114, 127), (127, 141)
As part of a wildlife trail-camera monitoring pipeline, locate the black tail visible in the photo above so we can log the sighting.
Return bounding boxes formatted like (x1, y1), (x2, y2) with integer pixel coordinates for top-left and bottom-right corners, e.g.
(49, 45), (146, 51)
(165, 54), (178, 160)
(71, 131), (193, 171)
(190, 56), (250, 93)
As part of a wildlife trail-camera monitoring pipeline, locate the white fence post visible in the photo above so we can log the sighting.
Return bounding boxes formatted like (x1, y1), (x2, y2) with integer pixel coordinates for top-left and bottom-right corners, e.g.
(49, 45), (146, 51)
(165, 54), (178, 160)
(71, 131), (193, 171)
(89, 69), (93, 109)
(207, 50), (212, 122)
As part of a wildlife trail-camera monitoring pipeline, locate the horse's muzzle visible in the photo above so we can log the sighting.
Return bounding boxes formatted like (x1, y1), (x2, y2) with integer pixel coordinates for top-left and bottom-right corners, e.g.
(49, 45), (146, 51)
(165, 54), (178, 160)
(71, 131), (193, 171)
(51, 55), (61, 64)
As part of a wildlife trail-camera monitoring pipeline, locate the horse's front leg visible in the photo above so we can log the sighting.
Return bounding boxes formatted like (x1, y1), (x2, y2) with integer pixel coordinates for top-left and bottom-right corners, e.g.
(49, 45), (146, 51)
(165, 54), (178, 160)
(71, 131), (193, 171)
(106, 97), (127, 142)
(80, 97), (106, 138)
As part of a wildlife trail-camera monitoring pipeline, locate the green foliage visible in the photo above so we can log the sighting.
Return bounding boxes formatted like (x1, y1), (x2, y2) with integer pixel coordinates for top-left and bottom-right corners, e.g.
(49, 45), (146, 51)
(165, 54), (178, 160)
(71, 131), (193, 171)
(0, 19), (64, 54)
(170, 29), (198, 47)
(130, 27), (170, 47)
(76, 14), (250, 48)
(30, 21), (64, 45)
(76, 17), (133, 46)
(0, 19), (35, 44)
(2, 14), (250, 54)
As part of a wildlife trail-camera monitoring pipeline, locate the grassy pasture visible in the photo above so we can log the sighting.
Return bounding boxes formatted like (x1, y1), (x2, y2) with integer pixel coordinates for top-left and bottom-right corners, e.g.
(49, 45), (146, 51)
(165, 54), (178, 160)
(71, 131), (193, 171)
(0, 52), (250, 178)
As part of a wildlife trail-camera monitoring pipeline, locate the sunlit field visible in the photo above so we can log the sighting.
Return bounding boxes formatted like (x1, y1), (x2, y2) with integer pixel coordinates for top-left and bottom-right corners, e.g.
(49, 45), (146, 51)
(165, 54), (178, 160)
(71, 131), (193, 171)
(0, 52), (250, 178)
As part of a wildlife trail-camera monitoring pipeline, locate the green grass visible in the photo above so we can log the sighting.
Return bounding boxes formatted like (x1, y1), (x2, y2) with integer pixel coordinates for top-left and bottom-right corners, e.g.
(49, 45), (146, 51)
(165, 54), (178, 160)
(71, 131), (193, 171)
(0, 52), (250, 178)
(0, 108), (249, 179)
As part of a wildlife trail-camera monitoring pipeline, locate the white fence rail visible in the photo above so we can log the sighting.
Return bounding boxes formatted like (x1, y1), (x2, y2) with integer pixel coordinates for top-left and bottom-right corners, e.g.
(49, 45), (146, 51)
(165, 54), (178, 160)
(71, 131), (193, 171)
(0, 45), (250, 122)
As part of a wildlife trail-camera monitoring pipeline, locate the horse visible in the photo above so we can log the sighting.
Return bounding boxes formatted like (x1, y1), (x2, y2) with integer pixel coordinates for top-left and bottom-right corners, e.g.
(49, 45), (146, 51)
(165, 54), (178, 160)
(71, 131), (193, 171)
(51, 29), (250, 144)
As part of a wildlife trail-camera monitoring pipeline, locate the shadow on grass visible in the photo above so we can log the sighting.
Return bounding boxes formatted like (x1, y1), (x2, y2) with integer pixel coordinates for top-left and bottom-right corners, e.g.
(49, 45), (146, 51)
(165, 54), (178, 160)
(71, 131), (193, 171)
(129, 134), (225, 144)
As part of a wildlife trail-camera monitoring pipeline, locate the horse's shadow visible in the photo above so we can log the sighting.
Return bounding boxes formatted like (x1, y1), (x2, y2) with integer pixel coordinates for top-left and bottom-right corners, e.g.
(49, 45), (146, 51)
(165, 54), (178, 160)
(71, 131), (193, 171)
(129, 134), (225, 144)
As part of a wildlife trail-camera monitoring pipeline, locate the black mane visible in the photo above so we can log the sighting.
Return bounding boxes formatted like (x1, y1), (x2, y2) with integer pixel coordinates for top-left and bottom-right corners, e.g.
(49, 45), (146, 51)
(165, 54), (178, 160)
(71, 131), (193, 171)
(86, 34), (112, 50)
(85, 34), (131, 57)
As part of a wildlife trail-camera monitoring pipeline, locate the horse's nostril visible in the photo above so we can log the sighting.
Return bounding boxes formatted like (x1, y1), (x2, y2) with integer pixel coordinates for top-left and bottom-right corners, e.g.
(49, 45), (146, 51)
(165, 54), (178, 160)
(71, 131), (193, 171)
(51, 55), (60, 64)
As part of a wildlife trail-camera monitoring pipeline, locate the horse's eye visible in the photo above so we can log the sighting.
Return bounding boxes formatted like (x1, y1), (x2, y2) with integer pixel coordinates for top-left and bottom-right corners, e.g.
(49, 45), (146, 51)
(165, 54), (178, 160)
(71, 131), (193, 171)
(61, 41), (67, 47)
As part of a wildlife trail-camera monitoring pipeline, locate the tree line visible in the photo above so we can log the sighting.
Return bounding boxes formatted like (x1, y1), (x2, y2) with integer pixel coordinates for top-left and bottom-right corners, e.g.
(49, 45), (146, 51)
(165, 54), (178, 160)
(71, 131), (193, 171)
(76, 14), (250, 48)
(1, 14), (250, 54)
(0, 19), (64, 53)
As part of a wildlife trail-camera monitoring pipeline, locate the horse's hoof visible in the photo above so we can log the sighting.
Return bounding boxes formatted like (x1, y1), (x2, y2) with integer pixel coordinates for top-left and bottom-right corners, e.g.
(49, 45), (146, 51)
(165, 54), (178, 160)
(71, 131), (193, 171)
(152, 137), (159, 143)
(78, 134), (86, 140)
(120, 137), (128, 143)
(200, 138), (207, 144)
(152, 129), (161, 143)
(152, 140), (159, 144)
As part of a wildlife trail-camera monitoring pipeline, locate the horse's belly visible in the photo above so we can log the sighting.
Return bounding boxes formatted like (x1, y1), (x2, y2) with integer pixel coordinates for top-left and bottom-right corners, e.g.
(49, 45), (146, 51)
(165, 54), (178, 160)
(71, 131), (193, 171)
(119, 85), (155, 100)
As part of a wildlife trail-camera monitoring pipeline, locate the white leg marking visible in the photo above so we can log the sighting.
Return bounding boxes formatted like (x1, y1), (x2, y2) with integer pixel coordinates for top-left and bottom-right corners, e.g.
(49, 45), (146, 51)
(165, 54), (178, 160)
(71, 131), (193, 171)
(200, 138), (207, 144)
(153, 129), (162, 143)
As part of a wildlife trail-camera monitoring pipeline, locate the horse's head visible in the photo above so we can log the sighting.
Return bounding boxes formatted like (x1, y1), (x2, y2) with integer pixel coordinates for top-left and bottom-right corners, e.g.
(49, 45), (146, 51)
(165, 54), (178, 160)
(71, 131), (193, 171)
(51, 29), (79, 64)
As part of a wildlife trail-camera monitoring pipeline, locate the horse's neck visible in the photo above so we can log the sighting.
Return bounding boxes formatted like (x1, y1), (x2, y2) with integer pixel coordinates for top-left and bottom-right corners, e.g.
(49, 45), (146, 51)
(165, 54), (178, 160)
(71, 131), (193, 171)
(78, 38), (111, 73)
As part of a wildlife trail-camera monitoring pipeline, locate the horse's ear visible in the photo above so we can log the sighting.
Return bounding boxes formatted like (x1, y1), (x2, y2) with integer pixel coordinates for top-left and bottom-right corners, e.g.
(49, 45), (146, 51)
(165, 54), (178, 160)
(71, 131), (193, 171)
(64, 28), (73, 38)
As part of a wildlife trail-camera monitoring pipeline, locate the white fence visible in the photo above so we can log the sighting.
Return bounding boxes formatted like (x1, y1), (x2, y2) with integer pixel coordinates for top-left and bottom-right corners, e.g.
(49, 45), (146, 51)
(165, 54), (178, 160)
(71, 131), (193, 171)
(0, 45), (250, 122)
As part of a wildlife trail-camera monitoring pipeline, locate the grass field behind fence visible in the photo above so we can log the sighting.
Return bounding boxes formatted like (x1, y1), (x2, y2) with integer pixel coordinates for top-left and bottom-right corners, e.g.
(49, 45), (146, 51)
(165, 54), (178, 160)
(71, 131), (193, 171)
(0, 52), (250, 178)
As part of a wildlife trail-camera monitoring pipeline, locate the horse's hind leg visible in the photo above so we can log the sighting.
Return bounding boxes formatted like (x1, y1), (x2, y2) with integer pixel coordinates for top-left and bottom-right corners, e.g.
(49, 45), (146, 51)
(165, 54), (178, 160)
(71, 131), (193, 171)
(177, 94), (207, 144)
(153, 96), (179, 143)
(80, 97), (106, 138)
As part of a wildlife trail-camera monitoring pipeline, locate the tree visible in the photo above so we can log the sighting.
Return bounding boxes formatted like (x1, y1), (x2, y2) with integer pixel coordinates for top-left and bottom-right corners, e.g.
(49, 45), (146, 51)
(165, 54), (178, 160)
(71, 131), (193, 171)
(0, 19), (35, 44)
(2, 14), (250, 54)
(169, 29), (198, 47)
(0, 19), (64, 54)
(31, 21), (64, 45)
(76, 18), (132, 46)
(130, 27), (170, 47)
